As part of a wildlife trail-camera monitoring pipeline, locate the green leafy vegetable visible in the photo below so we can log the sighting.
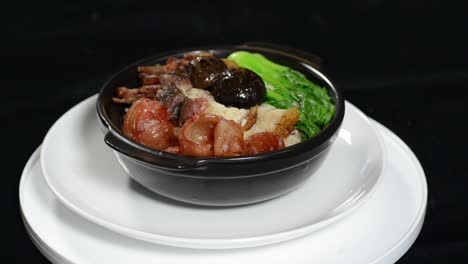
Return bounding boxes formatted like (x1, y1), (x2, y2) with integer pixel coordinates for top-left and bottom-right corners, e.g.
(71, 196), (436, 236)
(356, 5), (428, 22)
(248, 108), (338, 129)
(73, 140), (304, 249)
(227, 51), (335, 139)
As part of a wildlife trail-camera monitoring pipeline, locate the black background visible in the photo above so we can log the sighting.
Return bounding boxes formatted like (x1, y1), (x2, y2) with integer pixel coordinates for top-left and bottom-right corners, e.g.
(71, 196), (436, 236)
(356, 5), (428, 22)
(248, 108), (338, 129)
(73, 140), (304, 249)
(4, 0), (468, 263)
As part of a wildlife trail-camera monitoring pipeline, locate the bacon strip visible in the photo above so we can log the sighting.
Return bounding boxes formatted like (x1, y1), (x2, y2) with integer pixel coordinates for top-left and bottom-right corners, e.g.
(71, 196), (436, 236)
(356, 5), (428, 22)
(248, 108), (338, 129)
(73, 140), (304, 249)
(138, 64), (165, 75)
(112, 85), (161, 104)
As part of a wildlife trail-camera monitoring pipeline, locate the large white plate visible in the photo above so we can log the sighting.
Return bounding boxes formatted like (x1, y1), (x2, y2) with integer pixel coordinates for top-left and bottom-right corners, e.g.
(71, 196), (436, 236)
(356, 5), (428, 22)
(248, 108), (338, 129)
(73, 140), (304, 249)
(20, 121), (427, 264)
(40, 95), (383, 249)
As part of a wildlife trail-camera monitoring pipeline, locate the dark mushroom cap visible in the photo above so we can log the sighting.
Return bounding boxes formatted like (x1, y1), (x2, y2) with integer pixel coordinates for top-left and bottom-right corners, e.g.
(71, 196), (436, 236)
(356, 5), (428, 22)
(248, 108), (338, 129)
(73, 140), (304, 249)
(188, 56), (227, 89)
(211, 68), (266, 109)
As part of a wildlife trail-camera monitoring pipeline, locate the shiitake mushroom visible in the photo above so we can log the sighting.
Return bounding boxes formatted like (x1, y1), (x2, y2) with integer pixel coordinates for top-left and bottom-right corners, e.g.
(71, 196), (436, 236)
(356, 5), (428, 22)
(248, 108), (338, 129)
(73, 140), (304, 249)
(211, 68), (266, 109)
(188, 56), (227, 89)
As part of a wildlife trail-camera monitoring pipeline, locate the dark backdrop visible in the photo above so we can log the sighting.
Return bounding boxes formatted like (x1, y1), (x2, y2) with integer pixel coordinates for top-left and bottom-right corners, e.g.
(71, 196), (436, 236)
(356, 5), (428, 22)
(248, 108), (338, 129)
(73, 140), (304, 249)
(4, 1), (468, 263)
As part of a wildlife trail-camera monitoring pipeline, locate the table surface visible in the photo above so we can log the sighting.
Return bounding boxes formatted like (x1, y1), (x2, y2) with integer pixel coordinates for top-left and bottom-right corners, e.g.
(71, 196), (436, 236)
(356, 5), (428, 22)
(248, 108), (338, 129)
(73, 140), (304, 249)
(4, 1), (468, 263)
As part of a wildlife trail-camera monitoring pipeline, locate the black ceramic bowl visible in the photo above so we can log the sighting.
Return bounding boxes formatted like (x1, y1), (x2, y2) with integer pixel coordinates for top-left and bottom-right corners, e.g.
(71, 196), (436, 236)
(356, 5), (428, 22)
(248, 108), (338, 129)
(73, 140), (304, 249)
(97, 44), (345, 206)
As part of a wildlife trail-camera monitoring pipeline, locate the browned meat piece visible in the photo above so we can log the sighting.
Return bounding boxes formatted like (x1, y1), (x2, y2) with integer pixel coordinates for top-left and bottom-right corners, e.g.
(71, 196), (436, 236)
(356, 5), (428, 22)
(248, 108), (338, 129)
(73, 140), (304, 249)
(141, 74), (160, 85)
(213, 119), (244, 156)
(178, 98), (208, 126)
(137, 69), (192, 91)
(243, 105), (258, 131)
(158, 73), (192, 92)
(274, 108), (300, 138)
(183, 51), (214, 61)
(113, 71), (194, 124)
(178, 113), (245, 157)
(138, 65), (165, 85)
(164, 57), (187, 73)
(112, 85), (161, 104)
(184, 52), (214, 67)
(152, 73), (194, 123)
(138, 64), (165, 75)
(156, 85), (187, 122)
(244, 132), (284, 155)
(138, 64), (189, 85)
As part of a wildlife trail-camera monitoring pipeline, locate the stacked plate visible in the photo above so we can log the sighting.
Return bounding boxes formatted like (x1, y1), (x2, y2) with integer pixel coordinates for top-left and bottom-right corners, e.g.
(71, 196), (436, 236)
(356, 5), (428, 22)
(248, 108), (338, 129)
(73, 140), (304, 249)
(20, 95), (427, 264)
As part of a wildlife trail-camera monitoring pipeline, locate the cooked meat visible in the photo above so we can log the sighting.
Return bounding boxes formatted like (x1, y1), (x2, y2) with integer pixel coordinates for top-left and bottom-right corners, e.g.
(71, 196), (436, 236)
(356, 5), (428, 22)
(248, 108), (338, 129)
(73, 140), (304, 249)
(138, 68), (192, 88)
(138, 64), (165, 75)
(274, 108), (300, 138)
(140, 74), (161, 85)
(244, 132), (284, 155)
(156, 85), (186, 123)
(114, 71), (195, 125)
(158, 73), (192, 93)
(122, 98), (178, 151)
(242, 105), (258, 131)
(112, 85), (161, 104)
(164, 57), (187, 73)
(244, 105), (299, 139)
(178, 114), (222, 156)
(184, 88), (300, 145)
(183, 51), (215, 60)
(213, 119), (244, 156)
(178, 98), (209, 126)
(178, 114), (245, 157)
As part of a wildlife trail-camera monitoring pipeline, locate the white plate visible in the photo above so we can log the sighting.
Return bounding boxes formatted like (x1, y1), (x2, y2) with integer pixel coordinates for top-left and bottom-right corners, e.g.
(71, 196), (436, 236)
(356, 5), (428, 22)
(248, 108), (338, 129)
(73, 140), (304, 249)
(40, 95), (383, 249)
(20, 121), (427, 264)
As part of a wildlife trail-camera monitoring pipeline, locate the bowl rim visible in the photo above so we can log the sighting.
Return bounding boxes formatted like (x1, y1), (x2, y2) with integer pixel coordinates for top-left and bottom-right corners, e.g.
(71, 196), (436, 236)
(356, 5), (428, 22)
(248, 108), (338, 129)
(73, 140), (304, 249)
(97, 44), (345, 168)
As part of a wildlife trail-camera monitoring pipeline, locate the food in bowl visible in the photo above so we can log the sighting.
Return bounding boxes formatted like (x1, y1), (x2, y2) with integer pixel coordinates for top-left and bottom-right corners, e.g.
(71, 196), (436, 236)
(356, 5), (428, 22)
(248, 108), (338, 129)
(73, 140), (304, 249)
(97, 45), (344, 206)
(112, 51), (335, 157)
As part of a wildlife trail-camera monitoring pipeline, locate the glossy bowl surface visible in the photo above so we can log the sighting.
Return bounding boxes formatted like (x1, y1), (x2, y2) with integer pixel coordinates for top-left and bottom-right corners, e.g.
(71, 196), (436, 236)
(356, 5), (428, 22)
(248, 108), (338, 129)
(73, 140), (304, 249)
(97, 44), (345, 206)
